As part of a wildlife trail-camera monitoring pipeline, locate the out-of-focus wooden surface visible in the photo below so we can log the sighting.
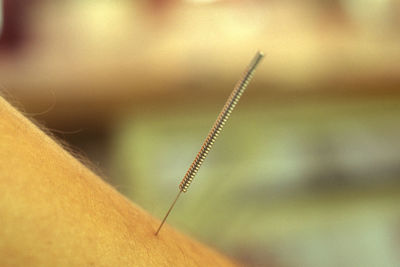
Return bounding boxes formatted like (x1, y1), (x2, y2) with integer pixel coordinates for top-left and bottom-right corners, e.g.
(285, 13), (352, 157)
(0, 1), (399, 128)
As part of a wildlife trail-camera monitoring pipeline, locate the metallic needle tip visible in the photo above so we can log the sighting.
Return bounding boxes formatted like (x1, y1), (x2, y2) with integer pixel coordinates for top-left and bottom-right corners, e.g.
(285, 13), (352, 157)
(155, 191), (182, 235)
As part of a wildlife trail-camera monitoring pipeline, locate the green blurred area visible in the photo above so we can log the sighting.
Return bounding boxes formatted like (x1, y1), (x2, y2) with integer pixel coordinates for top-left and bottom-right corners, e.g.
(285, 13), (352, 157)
(111, 96), (400, 266)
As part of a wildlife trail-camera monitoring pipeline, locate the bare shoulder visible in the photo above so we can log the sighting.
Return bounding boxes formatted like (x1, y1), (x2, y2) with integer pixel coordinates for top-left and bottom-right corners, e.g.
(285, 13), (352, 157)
(0, 96), (237, 267)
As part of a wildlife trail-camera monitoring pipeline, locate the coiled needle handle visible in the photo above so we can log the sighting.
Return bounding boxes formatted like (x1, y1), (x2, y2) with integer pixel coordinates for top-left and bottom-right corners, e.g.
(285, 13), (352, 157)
(155, 51), (264, 235)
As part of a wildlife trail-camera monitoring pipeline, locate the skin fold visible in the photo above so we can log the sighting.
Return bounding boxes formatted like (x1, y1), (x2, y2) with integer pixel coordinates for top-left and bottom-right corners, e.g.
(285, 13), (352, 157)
(0, 96), (237, 266)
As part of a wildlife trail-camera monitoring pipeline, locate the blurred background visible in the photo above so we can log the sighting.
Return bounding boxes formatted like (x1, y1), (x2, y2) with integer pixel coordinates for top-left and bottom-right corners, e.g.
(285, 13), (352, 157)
(1, 0), (400, 266)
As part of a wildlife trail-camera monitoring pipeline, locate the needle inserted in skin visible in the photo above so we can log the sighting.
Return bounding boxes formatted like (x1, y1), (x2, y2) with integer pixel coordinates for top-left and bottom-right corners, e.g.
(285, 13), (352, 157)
(155, 51), (264, 235)
(155, 191), (182, 235)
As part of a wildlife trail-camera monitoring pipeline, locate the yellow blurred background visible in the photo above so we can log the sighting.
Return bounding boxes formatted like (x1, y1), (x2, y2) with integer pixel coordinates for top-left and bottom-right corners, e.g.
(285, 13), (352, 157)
(1, 0), (400, 266)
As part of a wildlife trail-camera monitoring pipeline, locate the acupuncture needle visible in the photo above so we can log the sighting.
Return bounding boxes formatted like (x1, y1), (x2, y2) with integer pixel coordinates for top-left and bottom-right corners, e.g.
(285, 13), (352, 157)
(155, 51), (264, 235)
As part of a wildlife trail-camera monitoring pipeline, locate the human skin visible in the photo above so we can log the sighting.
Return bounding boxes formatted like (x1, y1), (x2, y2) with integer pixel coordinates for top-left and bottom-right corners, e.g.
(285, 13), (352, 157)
(0, 96), (237, 266)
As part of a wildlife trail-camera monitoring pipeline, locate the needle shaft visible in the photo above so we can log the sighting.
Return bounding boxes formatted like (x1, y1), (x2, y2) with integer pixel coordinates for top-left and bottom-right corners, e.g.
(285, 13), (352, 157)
(155, 190), (182, 235)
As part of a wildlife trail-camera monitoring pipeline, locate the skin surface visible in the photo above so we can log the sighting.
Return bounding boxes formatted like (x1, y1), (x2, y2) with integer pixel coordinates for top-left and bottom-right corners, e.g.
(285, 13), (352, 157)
(0, 96), (237, 266)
